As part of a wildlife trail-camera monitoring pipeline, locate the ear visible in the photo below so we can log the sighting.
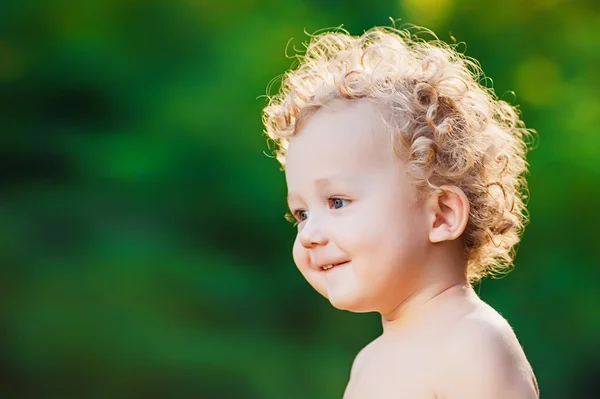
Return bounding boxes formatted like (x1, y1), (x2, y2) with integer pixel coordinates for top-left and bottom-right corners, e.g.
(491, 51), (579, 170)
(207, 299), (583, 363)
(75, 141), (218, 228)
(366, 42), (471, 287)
(427, 185), (470, 243)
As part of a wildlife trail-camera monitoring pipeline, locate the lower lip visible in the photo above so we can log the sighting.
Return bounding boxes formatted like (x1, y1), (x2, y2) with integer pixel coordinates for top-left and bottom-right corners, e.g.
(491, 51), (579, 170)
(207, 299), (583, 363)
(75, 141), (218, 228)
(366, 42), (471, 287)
(323, 261), (349, 272)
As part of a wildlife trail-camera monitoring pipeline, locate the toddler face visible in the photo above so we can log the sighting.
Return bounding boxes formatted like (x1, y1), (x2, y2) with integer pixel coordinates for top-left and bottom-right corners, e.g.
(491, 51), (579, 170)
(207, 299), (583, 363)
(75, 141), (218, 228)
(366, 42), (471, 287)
(285, 99), (432, 313)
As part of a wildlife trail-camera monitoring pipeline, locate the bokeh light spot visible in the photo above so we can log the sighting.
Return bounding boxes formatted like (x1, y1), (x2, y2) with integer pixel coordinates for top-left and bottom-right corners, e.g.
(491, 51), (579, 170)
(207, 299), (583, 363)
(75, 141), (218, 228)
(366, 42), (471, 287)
(401, 0), (454, 28)
(515, 56), (561, 106)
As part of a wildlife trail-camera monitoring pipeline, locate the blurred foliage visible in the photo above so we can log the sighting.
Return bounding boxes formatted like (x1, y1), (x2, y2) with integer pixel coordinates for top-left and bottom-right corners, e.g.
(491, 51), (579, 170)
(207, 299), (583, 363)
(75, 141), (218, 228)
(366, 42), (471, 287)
(0, 0), (599, 398)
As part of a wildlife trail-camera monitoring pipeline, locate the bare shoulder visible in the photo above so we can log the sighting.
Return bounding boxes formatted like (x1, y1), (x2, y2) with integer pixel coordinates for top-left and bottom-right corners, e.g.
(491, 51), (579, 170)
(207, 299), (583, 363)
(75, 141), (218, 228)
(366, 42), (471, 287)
(345, 333), (439, 399)
(348, 335), (381, 379)
(437, 297), (540, 398)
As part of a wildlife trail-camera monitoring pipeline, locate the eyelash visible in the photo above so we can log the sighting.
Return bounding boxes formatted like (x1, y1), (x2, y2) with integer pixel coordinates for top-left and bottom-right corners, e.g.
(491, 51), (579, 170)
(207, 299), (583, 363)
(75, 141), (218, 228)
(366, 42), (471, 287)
(285, 197), (350, 226)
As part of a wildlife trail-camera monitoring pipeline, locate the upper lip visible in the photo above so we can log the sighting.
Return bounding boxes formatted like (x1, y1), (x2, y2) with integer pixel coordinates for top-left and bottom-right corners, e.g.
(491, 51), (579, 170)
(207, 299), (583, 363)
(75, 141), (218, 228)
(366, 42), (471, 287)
(316, 260), (349, 270)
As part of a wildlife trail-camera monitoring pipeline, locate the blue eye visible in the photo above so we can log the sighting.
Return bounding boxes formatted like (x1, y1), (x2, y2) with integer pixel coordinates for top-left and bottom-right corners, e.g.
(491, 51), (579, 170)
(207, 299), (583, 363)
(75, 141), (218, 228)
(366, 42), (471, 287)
(285, 210), (308, 226)
(285, 199), (347, 227)
(296, 210), (308, 221)
(329, 198), (349, 209)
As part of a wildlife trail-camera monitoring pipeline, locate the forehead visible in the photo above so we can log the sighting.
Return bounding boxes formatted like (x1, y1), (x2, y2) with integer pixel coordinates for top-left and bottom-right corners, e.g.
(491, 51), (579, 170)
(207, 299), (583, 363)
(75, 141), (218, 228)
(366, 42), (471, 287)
(285, 99), (396, 182)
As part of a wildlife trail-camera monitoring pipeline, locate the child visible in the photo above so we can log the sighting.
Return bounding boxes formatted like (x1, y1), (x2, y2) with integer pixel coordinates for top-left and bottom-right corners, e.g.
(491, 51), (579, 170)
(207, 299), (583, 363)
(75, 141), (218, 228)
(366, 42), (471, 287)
(262, 26), (539, 398)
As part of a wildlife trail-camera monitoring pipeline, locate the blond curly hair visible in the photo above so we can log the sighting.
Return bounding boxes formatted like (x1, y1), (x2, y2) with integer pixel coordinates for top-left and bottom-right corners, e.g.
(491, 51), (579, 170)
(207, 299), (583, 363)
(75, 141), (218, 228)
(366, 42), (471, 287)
(262, 26), (533, 283)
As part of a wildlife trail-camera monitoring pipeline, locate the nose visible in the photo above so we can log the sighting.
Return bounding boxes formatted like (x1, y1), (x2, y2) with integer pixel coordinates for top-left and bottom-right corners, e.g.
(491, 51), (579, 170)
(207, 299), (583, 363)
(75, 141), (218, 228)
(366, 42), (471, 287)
(298, 217), (329, 248)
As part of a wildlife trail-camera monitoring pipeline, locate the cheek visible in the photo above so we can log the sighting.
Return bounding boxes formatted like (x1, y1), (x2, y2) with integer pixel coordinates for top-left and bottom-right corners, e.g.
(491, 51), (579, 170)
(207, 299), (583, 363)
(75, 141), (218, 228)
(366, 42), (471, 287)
(292, 238), (328, 298)
(292, 238), (309, 271)
(346, 202), (428, 261)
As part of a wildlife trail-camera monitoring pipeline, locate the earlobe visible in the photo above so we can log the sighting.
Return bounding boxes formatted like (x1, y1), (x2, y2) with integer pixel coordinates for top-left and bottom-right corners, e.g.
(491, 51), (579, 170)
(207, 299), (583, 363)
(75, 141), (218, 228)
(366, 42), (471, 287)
(428, 186), (470, 243)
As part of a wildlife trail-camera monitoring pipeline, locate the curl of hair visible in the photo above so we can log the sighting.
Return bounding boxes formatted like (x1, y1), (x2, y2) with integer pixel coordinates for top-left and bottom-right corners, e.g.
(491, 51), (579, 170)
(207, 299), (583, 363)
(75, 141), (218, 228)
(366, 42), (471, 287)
(262, 26), (533, 283)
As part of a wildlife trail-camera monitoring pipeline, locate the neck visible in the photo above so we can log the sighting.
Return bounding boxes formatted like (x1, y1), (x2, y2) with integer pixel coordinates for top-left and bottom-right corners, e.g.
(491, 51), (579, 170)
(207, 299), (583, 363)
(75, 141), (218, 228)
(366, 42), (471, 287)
(381, 281), (473, 332)
(381, 240), (473, 333)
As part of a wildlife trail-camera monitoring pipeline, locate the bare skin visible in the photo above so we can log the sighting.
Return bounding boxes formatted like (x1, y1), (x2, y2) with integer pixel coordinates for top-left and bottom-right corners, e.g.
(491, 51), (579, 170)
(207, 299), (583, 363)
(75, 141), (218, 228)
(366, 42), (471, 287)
(285, 99), (539, 399)
(343, 284), (539, 399)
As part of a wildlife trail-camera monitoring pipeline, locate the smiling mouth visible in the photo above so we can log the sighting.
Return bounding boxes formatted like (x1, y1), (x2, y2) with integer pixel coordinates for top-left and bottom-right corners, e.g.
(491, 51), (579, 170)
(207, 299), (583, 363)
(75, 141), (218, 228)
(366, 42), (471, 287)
(321, 261), (349, 271)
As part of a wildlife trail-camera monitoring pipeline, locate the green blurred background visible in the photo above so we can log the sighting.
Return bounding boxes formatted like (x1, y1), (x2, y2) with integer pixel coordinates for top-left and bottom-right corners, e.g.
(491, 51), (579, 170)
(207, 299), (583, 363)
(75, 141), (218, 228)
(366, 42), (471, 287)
(1, 0), (598, 398)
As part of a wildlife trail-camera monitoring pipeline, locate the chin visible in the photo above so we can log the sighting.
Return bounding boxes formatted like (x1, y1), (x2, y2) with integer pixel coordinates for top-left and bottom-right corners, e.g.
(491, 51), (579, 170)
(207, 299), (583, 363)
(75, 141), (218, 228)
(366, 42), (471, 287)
(328, 293), (371, 313)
